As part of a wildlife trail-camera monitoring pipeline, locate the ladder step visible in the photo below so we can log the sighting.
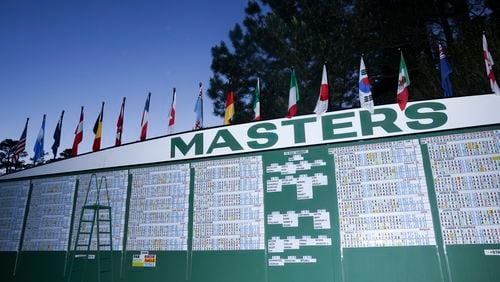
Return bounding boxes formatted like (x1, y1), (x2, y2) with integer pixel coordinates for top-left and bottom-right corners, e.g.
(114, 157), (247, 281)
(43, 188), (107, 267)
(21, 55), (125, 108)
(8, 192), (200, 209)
(98, 231), (111, 234)
(98, 219), (111, 222)
(99, 244), (111, 247)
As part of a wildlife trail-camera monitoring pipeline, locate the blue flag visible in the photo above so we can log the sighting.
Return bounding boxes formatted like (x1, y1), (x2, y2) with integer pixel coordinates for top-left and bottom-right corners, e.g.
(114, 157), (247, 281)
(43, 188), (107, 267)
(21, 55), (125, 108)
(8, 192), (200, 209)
(33, 114), (46, 163)
(51, 110), (64, 158)
(439, 44), (453, 97)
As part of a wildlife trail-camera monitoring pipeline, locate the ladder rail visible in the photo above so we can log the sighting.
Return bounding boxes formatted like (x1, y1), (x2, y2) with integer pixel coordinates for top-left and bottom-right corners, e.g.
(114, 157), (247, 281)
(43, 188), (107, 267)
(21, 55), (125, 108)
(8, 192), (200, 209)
(74, 174), (98, 252)
(85, 174), (99, 253)
(96, 176), (113, 252)
(67, 174), (98, 282)
(97, 176), (113, 282)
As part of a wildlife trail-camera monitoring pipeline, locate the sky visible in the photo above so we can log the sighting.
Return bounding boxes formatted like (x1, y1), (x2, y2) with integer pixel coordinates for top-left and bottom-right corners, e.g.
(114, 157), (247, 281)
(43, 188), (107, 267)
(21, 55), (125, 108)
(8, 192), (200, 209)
(0, 0), (249, 160)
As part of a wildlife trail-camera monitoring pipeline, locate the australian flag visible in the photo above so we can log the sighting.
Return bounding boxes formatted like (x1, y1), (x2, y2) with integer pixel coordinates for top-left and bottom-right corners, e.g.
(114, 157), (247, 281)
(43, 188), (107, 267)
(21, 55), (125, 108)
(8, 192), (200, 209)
(439, 44), (453, 97)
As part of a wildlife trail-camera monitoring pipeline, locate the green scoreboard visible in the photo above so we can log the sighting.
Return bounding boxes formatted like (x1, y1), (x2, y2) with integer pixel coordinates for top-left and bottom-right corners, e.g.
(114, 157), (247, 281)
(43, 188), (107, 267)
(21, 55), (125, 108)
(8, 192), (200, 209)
(0, 95), (499, 282)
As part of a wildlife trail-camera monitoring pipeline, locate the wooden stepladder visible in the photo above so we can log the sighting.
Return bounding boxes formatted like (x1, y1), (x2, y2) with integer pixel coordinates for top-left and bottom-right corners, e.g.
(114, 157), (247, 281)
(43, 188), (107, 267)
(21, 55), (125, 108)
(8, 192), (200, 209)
(67, 174), (114, 282)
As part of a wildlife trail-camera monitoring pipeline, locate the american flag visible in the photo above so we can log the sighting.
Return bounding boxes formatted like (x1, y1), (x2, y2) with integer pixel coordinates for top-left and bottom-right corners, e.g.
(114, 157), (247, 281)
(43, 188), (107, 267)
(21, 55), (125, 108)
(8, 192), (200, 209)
(12, 118), (29, 163)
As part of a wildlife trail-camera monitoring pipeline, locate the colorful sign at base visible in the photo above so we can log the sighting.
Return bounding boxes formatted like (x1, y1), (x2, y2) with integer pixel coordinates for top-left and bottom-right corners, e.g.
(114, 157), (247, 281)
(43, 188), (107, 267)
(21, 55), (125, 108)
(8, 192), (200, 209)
(132, 251), (156, 267)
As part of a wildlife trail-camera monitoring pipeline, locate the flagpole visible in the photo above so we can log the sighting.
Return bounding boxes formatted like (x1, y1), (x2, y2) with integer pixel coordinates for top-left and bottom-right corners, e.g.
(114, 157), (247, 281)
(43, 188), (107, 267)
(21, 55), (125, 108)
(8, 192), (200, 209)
(226, 78), (233, 125)
(173, 87), (176, 132)
(53, 110), (64, 159)
(72, 106), (84, 157)
(11, 117), (29, 170)
(200, 82), (203, 129)
(34, 114), (46, 165)
(122, 96), (126, 137)
(118, 97), (126, 146)
(255, 76), (260, 121)
(40, 114), (46, 165)
(169, 88), (176, 134)
(324, 60), (329, 112)
(59, 111), (65, 158)
(257, 76), (260, 119)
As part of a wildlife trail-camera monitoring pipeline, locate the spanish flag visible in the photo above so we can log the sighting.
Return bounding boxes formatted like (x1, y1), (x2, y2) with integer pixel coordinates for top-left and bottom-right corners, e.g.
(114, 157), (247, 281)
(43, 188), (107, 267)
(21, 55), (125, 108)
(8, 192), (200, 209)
(224, 88), (235, 125)
(92, 102), (104, 152)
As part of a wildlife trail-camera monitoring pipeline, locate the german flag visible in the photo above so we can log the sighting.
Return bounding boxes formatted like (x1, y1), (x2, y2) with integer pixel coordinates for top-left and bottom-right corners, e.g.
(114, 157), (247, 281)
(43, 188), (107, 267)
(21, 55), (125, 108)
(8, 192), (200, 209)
(92, 102), (104, 152)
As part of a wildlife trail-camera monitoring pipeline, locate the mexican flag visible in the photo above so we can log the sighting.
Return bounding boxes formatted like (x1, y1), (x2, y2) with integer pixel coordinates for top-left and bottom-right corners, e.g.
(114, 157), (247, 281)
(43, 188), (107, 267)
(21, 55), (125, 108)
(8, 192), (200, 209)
(397, 52), (410, 111)
(253, 78), (261, 121)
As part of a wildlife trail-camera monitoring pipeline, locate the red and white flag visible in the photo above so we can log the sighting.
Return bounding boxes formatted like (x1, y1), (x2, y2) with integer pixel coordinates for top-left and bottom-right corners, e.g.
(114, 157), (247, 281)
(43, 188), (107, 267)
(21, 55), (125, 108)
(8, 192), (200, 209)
(286, 69), (299, 118)
(168, 88), (176, 132)
(115, 97), (125, 146)
(140, 93), (151, 141)
(72, 106), (84, 156)
(396, 51), (411, 111)
(314, 64), (329, 114)
(482, 34), (500, 95)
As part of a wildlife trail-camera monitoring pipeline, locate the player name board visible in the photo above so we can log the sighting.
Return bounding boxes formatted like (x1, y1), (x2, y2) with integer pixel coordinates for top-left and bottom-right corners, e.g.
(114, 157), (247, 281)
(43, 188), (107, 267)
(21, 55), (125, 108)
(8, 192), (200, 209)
(192, 156), (265, 251)
(330, 140), (436, 248)
(422, 130), (500, 245)
(127, 164), (190, 251)
(0, 180), (30, 251)
(23, 176), (76, 251)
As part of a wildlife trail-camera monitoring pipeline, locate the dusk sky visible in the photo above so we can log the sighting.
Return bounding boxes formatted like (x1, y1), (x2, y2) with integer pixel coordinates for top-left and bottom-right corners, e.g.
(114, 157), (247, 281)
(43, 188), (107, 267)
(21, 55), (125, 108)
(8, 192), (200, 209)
(0, 0), (249, 160)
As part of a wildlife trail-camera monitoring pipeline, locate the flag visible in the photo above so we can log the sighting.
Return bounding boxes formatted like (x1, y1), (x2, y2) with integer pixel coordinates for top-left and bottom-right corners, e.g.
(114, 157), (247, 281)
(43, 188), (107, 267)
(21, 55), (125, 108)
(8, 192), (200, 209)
(482, 34), (500, 95)
(224, 85), (235, 125)
(92, 102), (104, 152)
(51, 110), (64, 159)
(286, 68), (299, 118)
(253, 78), (261, 121)
(439, 44), (454, 97)
(168, 88), (176, 131)
(359, 56), (374, 113)
(194, 83), (203, 129)
(33, 114), (46, 163)
(12, 118), (29, 163)
(72, 107), (84, 156)
(397, 51), (411, 111)
(140, 93), (151, 140)
(314, 64), (329, 114)
(115, 97), (126, 146)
